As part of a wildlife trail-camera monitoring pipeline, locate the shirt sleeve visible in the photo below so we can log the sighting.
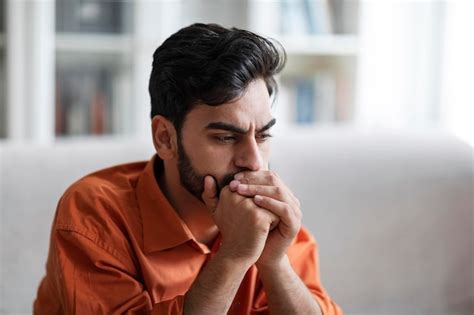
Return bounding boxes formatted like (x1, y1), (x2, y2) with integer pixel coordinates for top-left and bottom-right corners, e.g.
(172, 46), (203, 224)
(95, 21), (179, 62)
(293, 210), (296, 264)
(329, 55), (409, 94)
(252, 227), (342, 315)
(49, 228), (184, 315)
(288, 227), (342, 315)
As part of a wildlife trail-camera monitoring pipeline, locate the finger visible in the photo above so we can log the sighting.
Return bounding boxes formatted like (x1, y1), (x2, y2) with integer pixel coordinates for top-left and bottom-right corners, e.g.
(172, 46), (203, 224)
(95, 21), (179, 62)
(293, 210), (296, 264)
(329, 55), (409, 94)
(235, 183), (286, 201)
(234, 170), (280, 186)
(236, 183), (300, 212)
(235, 171), (300, 210)
(253, 195), (301, 236)
(201, 175), (218, 213)
(255, 206), (280, 231)
(229, 180), (240, 192)
(280, 187), (300, 210)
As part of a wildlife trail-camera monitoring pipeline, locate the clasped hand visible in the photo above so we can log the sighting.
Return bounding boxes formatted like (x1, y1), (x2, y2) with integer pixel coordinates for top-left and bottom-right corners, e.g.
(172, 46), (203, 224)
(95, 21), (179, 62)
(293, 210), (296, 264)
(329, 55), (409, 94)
(202, 171), (302, 269)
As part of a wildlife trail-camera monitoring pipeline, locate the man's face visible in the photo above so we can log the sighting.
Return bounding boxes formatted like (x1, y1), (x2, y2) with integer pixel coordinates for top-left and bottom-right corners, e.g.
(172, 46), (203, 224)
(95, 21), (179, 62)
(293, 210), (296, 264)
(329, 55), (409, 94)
(177, 79), (275, 199)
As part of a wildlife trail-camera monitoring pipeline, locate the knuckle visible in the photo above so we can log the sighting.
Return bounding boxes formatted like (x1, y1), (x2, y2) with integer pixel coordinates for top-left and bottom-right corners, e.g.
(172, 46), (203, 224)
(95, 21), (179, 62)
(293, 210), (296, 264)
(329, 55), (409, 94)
(295, 197), (301, 208)
(265, 173), (273, 183)
(297, 210), (303, 220)
(250, 185), (258, 195)
(268, 171), (279, 184)
(241, 176), (251, 185)
(242, 198), (255, 208)
(255, 214), (271, 232)
(283, 204), (292, 217)
(274, 186), (282, 196)
(250, 211), (263, 225)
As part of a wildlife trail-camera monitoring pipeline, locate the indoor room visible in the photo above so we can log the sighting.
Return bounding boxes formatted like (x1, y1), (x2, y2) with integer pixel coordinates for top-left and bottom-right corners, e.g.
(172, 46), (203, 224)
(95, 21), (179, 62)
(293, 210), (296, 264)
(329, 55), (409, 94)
(0, 0), (472, 314)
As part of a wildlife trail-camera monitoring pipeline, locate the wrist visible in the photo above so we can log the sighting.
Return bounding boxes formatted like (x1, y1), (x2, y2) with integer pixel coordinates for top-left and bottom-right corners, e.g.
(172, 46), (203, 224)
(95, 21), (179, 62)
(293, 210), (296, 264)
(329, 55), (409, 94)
(215, 245), (255, 271)
(256, 254), (291, 276)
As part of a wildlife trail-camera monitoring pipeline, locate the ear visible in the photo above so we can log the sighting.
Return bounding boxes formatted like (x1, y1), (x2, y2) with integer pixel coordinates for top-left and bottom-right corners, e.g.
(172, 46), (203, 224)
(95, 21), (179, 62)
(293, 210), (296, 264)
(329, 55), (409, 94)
(151, 115), (178, 160)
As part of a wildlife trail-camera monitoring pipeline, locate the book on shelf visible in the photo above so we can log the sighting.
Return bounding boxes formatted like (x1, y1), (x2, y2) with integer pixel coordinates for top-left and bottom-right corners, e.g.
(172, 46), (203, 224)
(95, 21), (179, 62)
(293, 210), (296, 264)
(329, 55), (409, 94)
(55, 64), (113, 136)
(56, 0), (128, 33)
(0, 0), (4, 33)
(328, 0), (359, 34)
(314, 73), (337, 122)
(280, 0), (333, 35)
(334, 69), (353, 122)
(0, 51), (7, 138)
(304, 0), (333, 34)
(281, 72), (337, 125)
(295, 79), (315, 123)
(0, 52), (5, 138)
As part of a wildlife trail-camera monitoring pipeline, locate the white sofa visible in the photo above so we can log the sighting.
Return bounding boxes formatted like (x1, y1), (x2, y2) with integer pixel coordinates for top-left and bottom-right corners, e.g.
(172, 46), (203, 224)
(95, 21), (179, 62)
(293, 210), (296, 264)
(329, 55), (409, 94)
(1, 129), (473, 314)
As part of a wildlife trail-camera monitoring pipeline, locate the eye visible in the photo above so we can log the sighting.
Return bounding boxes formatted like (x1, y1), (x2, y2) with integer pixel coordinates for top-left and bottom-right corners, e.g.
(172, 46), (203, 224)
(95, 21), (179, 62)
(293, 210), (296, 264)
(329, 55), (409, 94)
(256, 133), (273, 142)
(213, 135), (238, 144)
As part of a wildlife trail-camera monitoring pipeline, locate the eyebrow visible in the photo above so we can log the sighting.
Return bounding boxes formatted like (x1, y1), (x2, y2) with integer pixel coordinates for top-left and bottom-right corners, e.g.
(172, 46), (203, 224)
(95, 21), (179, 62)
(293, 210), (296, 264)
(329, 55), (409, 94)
(205, 118), (276, 134)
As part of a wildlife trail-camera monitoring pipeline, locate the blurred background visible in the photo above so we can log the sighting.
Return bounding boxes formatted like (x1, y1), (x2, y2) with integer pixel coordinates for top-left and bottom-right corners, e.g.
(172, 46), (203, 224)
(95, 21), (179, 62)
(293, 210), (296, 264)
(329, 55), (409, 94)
(0, 0), (473, 314)
(0, 0), (472, 143)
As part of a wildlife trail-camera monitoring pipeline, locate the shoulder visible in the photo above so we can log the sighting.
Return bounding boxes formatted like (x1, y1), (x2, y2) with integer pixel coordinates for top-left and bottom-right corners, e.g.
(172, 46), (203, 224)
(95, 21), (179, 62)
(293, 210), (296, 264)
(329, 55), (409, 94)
(54, 161), (147, 238)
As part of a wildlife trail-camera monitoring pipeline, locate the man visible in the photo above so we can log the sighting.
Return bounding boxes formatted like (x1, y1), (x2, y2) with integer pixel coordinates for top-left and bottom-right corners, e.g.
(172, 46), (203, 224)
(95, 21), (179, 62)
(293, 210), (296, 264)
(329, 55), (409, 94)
(34, 23), (341, 314)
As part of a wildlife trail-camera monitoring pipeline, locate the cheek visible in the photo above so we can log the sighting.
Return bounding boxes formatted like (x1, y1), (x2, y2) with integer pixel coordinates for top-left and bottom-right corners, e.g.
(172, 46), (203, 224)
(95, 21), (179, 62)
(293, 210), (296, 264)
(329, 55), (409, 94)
(261, 145), (271, 167)
(206, 147), (235, 168)
(184, 136), (271, 173)
(189, 144), (235, 173)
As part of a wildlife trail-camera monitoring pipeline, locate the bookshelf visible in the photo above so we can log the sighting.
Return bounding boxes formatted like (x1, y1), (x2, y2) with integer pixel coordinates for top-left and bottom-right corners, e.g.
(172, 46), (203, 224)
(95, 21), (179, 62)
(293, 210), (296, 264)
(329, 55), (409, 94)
(180, 0), (360, 130)
(54, 1), (133, 137)
(276, 34), (358, 56)
(3, 0), (360, 143)
(246, 0), (360, 129)
(55, 34), (133, 54)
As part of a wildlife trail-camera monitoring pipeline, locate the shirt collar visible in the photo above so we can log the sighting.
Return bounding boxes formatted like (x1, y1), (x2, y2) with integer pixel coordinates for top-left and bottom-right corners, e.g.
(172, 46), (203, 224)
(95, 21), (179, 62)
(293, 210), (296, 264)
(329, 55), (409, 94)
(136, 155), (195, 254)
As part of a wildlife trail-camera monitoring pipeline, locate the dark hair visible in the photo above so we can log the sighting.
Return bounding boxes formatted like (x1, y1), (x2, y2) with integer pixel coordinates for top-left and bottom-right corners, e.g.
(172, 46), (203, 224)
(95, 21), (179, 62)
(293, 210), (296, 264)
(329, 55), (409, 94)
(148, 23), (286, 133)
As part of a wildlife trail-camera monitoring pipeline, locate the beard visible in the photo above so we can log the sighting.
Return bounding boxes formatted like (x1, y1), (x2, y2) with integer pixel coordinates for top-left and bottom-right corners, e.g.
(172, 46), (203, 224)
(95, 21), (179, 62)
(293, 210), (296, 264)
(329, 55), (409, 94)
(177, 137), (240, 201)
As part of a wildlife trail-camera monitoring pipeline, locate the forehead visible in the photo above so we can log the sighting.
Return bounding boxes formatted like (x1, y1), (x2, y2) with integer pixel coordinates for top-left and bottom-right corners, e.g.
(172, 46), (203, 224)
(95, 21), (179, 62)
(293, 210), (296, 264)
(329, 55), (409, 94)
(185, 79), (273, 131)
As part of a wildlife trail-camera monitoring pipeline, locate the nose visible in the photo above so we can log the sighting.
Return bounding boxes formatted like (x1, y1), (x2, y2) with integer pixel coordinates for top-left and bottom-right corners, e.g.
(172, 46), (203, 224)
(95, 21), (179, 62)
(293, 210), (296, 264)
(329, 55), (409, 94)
(234, 137), (264, 171)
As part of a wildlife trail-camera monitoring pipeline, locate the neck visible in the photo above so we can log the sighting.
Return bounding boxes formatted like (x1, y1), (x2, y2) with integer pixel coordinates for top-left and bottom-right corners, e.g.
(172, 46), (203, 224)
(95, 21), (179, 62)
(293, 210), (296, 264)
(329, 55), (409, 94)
(157, 159), (218, 246)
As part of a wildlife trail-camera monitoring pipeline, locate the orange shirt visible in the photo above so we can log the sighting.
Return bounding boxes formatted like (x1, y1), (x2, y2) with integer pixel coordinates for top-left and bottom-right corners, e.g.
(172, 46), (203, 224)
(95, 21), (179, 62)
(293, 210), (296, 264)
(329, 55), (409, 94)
(34, 155), (342, 314)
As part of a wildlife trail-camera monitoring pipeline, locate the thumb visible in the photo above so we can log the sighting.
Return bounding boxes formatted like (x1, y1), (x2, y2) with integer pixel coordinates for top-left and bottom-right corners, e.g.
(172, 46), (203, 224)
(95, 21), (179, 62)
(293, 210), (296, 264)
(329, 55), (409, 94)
(201, 175), (218, 213)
